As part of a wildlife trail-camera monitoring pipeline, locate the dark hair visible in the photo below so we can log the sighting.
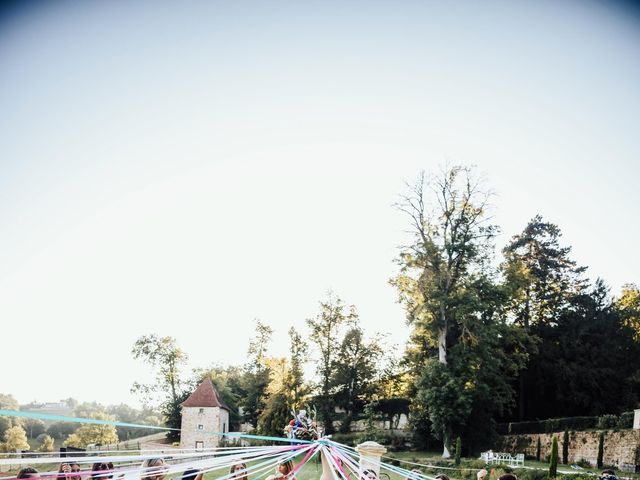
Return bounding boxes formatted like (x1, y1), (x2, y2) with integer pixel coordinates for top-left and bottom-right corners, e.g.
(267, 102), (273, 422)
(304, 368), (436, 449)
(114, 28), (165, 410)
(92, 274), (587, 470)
(58, 463), (81, 480)
(18, 468), (39, 479)
(363, 470), (378, 480)
(602, 471), (616, 476)
(182, 469), (200, 480)
(279, 460), (294, 477)
(498, 474), (518, 480)
(435, 475), (450, 480)
(230, 463), (248, 480)
(92, 462), (114, 479)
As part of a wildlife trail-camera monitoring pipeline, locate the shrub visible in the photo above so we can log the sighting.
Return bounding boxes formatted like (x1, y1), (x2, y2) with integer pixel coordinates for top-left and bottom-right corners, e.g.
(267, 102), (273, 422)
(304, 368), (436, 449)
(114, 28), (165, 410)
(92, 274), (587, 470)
(597, 432), (604, 468)
(536, 437), (542, 461)
(562, 431), (569, 464)
(549, 436), (559, 479)
(617, 412), (634, 429)
(455, 436), (461, 466)
(597, 415), (618, 430)
(576, 459), (591, 468)
(515, 469), (548, 480)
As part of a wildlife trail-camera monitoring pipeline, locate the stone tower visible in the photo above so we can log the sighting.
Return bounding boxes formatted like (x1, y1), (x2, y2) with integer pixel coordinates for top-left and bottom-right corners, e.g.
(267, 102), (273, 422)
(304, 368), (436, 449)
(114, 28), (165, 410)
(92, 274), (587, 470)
(179, 378), (231, 450)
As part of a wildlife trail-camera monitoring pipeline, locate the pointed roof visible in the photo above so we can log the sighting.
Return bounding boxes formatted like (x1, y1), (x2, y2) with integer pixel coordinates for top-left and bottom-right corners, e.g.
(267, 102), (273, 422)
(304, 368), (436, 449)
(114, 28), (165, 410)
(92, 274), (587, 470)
(181, 378), (230, 411)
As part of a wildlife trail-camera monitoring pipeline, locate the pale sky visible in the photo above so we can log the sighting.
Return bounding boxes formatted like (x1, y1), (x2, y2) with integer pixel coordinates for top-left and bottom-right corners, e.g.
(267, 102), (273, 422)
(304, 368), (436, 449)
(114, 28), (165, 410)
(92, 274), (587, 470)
(1, 0), (639, 407)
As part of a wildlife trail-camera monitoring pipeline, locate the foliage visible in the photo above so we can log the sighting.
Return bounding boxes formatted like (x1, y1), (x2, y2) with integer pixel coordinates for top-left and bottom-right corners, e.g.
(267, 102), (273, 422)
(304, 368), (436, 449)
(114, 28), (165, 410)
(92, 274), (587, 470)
(287, 327), (310, 409)
(131, 334), (188, 440)
(2, 425), (30, 452)
(596, 432), (604, 468)
(191, 365), (242, 429)
(616, 284), (640, 341)
(240, 319), (273, 428)
(549, 436), (558, 479)
(257, 392), (290, 437)
(617, 412), (634, 429)
(0, 394), (23, 438)
(454, 436), (461, 465)
(63, 412), (118, 448)
(46, 422), (77, 441)
(38, 434), (54, 452)
(306, 292), (357, 434)
(536, 436), (541, 461)
(23, 419), (46, 439)
(562, 431), (569, 464)
(596, 415), (618, 430)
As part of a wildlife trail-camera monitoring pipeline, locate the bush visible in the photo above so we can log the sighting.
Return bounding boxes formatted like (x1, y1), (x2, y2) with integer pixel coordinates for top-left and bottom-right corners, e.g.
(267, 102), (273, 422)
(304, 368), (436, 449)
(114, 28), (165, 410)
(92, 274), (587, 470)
(455, 437), (461, 466)
(514, 469), (548, 480)
(562, 431), (569, 464)
(576, 459), (591, 468)
(597, 432), (604, 468)
(617, 412), (634, 429)
(549, 436), (559, 479)
(536, 437), (542, 461)
(597, 415), (618, 430)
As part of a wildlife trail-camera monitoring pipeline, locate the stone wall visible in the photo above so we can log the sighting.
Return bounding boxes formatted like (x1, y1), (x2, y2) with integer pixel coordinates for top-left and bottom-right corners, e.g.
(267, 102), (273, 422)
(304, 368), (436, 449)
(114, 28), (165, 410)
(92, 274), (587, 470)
(498, 430), (640, 468)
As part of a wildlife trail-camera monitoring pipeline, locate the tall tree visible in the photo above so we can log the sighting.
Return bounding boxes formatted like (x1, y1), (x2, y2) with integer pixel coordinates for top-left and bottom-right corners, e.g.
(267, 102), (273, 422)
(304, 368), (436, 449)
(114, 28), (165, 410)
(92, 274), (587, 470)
(241, 319), (273, 428)
(131, 334), (188, 440)
(0, 394), (22, 439)
(616, 283), (640, 341)
(2, 425), (30, 452)
(63, 412), (118, 448)
(332, 326), (383, 420)
(392, 166), (499, 456)
(306, 292), (357, 434)
(286, 327), (309, 409)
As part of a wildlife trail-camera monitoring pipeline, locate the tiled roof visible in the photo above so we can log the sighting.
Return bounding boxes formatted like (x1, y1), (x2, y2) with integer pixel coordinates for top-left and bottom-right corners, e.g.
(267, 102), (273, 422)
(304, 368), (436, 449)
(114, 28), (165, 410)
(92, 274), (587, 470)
(181, 378), (230, 411)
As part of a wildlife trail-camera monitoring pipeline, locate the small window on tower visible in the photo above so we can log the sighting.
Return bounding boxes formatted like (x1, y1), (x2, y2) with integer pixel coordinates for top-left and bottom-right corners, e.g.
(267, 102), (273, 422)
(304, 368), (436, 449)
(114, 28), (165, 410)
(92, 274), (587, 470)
(195, 441), (204, 451)
(198, 408), (204, 414)
(198, 424), (204, 430)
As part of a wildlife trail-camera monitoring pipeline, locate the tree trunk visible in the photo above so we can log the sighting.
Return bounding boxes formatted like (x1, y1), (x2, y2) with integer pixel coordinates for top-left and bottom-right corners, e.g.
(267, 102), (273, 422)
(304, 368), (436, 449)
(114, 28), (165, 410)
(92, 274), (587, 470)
(438, 328), (447, 364)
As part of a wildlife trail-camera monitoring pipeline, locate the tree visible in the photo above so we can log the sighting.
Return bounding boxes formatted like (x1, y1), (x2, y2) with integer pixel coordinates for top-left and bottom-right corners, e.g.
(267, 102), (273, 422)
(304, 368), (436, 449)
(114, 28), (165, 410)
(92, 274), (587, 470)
(454, 436), (462, 466)
(2, 425), (30, 452)
(131, 334), (188, 440)
(616, 284), (640, 341)
(502, 216), (587, 420)
(597, 432), (604, 468)
(191, 365), (243, 430)
(562, 431), (569, 465)
(286, 327), (309, 409)
(392, 167), (499, 457)
(306, 292), (357, 434)
(0, 394), (23, 438)
(38, 434), (55, 452)
(24, 419), (46, 439)
(536, 437), (541, 461)
(240, 320), (273, 428)
(549, 436), (558, 478)
(332, 326), (383, 420)
(46, 422), (77, 441)
(63, 412), (118, 448)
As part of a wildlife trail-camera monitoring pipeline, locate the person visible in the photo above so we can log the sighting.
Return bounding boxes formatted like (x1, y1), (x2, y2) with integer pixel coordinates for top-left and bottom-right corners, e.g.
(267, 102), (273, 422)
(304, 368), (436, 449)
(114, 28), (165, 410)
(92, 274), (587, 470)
(181, 469), (203, 480)
(229, 463), (248, 480)
(17, 468), (40, 480)
(266, 460), (294, 480)
(497, 474), (517, 480)
(58, 463), (82, 480)
(362, 470), (378, 480)
(435, 474), (450, 480)
(405, 469), (422, 480)
(477, 469), (488, 480)
(600, 470), (618, 480)
(141, 459), (168, 480)
(92, 463), (114, 480)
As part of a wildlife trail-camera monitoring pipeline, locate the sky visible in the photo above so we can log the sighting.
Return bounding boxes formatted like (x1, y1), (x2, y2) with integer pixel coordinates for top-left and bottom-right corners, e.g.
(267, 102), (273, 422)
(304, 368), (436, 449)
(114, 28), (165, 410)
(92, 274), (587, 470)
(0, 0), (639, 408)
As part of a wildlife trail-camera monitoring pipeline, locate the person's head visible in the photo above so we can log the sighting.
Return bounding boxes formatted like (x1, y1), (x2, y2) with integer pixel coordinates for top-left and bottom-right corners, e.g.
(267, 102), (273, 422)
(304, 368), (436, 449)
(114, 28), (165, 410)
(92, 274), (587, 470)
(92, 462), (114, 480)
(182, 469), (200, 480)
(362, 470), (378, 480)
(59, 463), (82, 480)
(477, 469), (488, 480)
(435, 475), (449, 480)
(405, 469), (422, 480)
(230, 463), (247, 479)
(601, 471), (616, 476)
(277, 460), (293, 477)
(18, 468), (40, 480)
(142, 459), (167, 480)
(498, 474), (517, 480)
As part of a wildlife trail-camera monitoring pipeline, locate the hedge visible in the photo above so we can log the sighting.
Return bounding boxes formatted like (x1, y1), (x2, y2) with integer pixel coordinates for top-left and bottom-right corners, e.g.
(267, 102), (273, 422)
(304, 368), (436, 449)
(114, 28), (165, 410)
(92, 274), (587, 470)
(497, 412), (634, 435)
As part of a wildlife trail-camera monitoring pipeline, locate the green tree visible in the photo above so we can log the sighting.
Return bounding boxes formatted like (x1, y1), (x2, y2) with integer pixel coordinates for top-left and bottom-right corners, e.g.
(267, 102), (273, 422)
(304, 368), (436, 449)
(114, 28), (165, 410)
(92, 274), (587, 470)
(24, 419), (46, 439)
(562, 431), (569, 464)
(392, 167), (500, 456)
(241, 319), (273, 428)
(597, 432), (604, 468)
(38, 434), (55, 452)
(549, 436), (558, 478)
(616, 284), (640, 341)
(131, 334), (188, 440)
(536, 437), (541, 461)
(63, 412), (118, 448)
(257, 391), (290, 437)
(306, 292), (357, 434)
(46, 422), (77, 441)
(502, 216), (586, 420)
(454, 436), (462, 466)
(332, 326), (383, 420)
(2, 425), (30, 452)
(191, 365), (242, 430)
(0, 394), (23, 438)
(286, 327), (309, 409)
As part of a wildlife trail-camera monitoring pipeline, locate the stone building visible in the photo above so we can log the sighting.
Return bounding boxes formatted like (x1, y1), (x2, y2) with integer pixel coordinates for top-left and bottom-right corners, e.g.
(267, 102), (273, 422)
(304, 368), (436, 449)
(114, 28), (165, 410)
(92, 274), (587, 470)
(179, 378), (230, 450)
